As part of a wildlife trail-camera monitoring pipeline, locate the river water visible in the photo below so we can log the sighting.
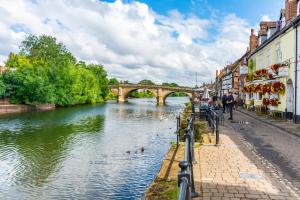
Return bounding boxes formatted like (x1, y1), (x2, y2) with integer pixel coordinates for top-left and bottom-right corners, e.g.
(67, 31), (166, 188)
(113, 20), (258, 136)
(0, 97), (188, 200)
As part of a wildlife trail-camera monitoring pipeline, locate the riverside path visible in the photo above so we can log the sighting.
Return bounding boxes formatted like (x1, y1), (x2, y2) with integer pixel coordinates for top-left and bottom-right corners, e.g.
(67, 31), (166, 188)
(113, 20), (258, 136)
(192, 111), (300, 200)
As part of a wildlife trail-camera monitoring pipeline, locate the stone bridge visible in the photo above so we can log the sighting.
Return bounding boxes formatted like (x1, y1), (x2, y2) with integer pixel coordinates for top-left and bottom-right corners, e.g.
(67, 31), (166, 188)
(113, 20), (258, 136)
(110, 84), (193, 105)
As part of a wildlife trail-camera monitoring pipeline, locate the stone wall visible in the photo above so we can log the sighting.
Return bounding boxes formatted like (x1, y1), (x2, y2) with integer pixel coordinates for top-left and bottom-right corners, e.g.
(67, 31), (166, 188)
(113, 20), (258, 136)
(0, 99), (55, 114)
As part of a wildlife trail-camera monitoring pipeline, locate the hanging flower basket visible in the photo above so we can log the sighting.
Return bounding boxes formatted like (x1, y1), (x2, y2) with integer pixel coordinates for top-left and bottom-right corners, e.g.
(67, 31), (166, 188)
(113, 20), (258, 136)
(270, 98), (281, 106)
(253, 84), (263, 93)
(271, 82), (285, 94)
(243, 85), (254, 93)
(262, 83), (271, 94)
(271, 64), (281, 74)
(262, 98), (270, 106)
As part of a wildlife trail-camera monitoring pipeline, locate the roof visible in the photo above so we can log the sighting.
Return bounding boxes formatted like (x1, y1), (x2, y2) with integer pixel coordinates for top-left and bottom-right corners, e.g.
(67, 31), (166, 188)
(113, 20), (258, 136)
(258, 29), (267, 36)
(248, 15), (300, 58)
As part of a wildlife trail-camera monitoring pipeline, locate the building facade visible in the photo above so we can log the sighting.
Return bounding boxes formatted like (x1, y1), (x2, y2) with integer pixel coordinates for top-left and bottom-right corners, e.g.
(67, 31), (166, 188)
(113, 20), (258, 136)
(244, 0), (300, 122)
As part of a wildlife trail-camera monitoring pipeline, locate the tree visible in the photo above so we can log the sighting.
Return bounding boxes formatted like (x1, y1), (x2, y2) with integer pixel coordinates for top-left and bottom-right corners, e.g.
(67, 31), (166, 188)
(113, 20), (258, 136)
(109, 78), (119, 85)
(2, 35), (109, 106)
(139, 79), (155, 85)
(162, 82), (179, 87)
(86, 64), (109, 99)
(0, 78), (6, 97)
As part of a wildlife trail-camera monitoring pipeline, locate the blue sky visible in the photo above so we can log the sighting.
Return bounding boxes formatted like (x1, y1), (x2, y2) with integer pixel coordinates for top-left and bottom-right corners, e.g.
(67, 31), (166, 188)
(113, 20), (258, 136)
(103, 0), (284, 25)
(0, 0), (287, 85)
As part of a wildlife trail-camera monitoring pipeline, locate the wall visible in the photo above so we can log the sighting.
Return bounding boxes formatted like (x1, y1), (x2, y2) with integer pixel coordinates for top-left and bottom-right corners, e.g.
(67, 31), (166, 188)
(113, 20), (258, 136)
(0, 99), (55, 114)
(246, 27), (296, 113)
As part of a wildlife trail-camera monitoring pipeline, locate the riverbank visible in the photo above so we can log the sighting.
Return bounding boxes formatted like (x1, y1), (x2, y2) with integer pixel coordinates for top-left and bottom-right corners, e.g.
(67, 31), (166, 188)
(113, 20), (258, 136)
(145, 143), (184, 200)
(0, 99), (55, 114)
(144, 102), (208, 199)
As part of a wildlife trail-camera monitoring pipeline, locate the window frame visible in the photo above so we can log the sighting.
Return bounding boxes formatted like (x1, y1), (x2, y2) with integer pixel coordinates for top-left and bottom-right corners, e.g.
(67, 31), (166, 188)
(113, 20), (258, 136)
(298, 1), (300, 16)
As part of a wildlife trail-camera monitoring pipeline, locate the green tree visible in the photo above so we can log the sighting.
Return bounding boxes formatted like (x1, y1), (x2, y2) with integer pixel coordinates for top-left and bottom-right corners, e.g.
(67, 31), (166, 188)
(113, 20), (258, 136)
(139, 79), (155, 85)
(0, 78), (6, 97)
(109, 78), (119, 85)
(162, 82), (179, 87)
(2, 35), (109, 106)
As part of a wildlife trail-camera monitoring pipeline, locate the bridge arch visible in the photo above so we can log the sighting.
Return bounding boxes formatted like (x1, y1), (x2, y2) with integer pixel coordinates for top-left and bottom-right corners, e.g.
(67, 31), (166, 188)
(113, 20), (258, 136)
(162, 91), (192, 102)
(123, 88), (157, 99)
(109, 84), (193, 105)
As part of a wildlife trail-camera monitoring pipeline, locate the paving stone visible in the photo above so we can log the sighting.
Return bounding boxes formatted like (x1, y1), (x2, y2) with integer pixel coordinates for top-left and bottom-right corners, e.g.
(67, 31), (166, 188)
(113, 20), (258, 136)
(193, 118), (300, 200)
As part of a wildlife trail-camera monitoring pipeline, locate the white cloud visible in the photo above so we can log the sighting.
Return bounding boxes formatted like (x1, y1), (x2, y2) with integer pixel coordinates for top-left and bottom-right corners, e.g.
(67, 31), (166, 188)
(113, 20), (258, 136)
(261, 14), (271, 22)
(0, 0), (251, 86)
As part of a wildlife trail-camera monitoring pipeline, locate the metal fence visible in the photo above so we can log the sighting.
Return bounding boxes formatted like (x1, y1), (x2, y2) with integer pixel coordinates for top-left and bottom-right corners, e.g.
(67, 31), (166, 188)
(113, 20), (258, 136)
(177, 114), (198, 200)
(206, 108), (221, 145)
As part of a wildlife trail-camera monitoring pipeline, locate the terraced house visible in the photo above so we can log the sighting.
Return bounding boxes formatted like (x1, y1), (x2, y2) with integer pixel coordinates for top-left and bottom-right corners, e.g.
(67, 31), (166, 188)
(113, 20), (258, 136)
(244, 0), (300, 123)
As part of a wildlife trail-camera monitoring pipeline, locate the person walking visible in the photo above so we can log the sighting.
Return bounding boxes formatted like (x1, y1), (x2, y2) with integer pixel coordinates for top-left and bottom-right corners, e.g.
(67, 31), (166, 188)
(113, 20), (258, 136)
(221, 93), (227, 113)
(227, 92), (234, 120)
(233, 92), (238, 110)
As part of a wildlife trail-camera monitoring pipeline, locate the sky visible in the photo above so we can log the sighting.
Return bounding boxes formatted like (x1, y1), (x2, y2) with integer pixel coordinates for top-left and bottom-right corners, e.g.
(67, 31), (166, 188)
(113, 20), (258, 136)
(0, 0), (284, 86)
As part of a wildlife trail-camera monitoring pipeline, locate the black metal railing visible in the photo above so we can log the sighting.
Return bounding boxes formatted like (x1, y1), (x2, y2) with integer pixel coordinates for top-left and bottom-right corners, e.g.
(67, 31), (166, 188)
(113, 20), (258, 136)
(207, 108), (221, 145)
(176, 115), (181, 148)
(177, 114), (198, 200)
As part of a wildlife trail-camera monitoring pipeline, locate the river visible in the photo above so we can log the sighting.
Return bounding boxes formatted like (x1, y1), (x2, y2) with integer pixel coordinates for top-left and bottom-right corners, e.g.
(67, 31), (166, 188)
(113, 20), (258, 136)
(0, 97), (189, 199)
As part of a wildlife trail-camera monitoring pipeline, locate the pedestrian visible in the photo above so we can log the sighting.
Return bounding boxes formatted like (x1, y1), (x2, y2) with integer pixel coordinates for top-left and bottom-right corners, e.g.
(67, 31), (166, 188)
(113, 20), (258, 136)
(233, 92), (238, 110)
(221, 93), (227, 113)
(227, 91), (234, 120)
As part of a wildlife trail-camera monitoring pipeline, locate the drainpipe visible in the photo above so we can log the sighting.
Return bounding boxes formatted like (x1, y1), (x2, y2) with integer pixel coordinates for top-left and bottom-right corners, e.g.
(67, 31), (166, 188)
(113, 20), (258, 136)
(295, 26), (298, 123)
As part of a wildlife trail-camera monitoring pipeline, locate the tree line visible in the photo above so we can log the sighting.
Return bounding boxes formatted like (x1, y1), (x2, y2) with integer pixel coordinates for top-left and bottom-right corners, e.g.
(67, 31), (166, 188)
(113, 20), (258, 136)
(107, 79), (187, 98)
(0, 35), (109, 106)
(0, 35), (187, 105)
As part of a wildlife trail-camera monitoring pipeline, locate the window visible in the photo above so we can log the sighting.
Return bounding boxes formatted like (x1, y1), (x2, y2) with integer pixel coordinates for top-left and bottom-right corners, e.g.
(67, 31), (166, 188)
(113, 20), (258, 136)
(275, 42), (282, 63)
(266, 47), (271, 66)
(259, 52), (264, 68)
(298, 1), (300, 16)
(282, 17), (286, 28)
(259, 93), (262, 100)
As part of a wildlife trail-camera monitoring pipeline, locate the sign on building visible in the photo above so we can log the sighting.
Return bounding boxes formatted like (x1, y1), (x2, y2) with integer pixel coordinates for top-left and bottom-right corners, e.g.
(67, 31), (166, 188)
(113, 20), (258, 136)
(240, 65), (248, 75)
(278, 67), (288, 77)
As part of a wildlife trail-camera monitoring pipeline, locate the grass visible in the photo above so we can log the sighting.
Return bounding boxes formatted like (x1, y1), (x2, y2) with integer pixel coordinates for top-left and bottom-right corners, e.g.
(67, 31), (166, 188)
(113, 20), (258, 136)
(146, 180), (178, 200)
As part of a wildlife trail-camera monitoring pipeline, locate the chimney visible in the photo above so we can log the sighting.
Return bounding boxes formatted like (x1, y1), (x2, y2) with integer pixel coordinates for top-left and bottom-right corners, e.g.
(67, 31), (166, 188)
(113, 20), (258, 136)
(249, 29), (258, 52)
(285, 0), (297, 22)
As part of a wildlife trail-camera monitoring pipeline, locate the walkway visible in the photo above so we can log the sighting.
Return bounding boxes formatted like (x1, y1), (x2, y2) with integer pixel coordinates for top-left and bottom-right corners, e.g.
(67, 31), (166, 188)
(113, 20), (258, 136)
(193, 117), (300, 200)
(237, 108), (300, 137)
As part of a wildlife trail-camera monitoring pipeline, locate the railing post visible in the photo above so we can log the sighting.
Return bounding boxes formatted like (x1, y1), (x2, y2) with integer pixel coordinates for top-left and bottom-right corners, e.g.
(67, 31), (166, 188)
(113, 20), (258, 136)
(178, 161), (191, 200)
(189, 139), (198, 198)
(216, 114), (220, 145)
(212, 112), (215, 134)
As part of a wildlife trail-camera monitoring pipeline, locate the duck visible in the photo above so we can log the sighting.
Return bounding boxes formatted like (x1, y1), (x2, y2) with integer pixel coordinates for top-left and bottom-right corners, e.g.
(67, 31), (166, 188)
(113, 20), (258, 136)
(141, 147), (145, 153)
(126, 151), (131, 154)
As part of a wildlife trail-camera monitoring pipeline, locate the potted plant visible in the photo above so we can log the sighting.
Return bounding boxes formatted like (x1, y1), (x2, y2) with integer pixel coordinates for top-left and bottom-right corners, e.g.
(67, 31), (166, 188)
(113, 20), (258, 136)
(271, 82), (285, 94)
(270, 98), (281, 106)
(262, 83), (271, 94)
(271, 63), (281, 74)
(262, 98), (270, 106)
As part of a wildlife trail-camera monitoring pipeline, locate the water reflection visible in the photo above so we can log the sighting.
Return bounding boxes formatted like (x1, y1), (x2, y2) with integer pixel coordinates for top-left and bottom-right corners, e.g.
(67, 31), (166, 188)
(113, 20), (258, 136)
(0, 97), (188, 199)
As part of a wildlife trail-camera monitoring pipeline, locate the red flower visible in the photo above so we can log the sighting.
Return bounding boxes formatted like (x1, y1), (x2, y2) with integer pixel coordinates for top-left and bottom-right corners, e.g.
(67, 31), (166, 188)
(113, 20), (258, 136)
(262, 98), (270, 106)
(271, 82), (285, 94)
(270, 98), (281, 106)
(271, 64), (281, 73)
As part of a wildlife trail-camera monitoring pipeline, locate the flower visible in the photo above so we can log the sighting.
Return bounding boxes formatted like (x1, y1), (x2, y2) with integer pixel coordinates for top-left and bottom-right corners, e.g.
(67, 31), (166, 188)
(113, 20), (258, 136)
(262, 83), (271, 94)
(262, 98), (270, 106)
(271, 64), (281, 74)
(253, 84), (263, 93)
(243, 85), (254, 93)
(271, 82), (285, 94)
(268, 73), (273, 79)
(270, 98), (281, 106)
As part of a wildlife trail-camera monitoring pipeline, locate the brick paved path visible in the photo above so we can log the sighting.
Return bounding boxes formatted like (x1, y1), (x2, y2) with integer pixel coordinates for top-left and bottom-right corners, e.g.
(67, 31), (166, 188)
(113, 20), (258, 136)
(193, 121), (300, 200)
